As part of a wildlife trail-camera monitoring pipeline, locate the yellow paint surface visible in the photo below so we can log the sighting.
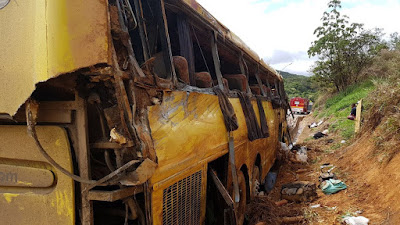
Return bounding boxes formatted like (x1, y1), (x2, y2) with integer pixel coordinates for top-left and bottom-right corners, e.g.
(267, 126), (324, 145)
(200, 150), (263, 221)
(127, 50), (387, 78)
(148, 91), (283, 225)
(0, 0), (111, 115)
(0, 126), (74, 225)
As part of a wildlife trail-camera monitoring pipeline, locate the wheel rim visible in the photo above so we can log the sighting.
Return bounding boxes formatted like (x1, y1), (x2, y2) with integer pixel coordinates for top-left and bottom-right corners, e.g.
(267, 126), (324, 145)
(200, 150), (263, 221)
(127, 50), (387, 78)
(233, 171), (246, 225)
(252, 166), (260, 197)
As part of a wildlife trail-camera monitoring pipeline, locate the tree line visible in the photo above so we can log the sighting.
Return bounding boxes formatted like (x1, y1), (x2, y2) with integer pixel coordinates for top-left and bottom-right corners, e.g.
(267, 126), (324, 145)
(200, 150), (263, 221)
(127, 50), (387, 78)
(308, 0), (400, 93)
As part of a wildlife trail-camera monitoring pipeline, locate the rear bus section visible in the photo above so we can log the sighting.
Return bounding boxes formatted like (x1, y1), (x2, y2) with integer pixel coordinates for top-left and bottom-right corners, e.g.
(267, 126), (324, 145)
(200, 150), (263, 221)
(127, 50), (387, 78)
(0, 0), (290, 224)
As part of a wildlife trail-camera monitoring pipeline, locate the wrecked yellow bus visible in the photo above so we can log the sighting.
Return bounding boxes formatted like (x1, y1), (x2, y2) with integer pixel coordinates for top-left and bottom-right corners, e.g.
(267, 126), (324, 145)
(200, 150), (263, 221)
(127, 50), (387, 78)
(0, 0), (290, 224)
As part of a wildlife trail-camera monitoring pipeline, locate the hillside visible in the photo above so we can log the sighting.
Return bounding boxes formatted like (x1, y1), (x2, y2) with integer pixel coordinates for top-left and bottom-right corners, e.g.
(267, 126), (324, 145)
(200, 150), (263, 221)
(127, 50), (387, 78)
(285, 49), (400, 224)
(279, 70), (317, 101)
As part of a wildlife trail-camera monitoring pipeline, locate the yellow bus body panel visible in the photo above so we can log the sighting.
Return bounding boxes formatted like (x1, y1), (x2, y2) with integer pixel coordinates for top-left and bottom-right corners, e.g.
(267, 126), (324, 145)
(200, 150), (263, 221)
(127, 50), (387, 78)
(148, 91), (280, 224)
(0, 126), (74, 225)
(0, 0), (111, 116)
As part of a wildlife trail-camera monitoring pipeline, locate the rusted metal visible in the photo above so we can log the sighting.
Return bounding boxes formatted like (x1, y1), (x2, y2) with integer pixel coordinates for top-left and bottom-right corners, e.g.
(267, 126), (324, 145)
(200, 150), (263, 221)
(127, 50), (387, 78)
(75, 94), (94, 225)
(121, 158), (157, 186)
(228, 133), (240, 203)
(84, 160), (141, 191)
(209, 169), (237, 225)
(254, 66), (268, 97)
(90, 141), (134, 149)
(211, 31), (225, 91)
(88, 186), (144, 202)
(133, 0), (150, 61)
(209, 169), (235, 209)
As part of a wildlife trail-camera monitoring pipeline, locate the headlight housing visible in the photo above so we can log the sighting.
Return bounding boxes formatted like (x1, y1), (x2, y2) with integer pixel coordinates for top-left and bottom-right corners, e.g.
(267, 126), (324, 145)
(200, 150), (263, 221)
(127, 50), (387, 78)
(0, 0), (10, 9)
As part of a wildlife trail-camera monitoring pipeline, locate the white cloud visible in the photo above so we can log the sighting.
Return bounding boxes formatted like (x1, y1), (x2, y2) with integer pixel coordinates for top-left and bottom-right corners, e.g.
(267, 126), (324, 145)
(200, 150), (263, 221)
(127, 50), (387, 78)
(196, 0), (400, 76)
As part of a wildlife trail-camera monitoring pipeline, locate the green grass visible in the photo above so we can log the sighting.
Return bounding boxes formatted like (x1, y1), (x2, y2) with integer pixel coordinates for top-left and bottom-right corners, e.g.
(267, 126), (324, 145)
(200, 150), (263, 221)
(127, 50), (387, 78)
(317, 80), (375, 140)
(322, 80), (374, 118)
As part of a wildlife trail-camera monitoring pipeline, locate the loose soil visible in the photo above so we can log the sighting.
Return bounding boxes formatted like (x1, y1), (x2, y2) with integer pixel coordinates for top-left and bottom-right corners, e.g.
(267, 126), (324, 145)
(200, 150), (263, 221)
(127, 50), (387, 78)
(247, 114), (398, 224)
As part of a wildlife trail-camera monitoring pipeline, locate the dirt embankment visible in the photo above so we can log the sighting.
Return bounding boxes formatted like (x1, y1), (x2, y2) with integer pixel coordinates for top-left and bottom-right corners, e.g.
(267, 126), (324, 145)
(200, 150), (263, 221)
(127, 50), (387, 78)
(248, 114), (399, 224)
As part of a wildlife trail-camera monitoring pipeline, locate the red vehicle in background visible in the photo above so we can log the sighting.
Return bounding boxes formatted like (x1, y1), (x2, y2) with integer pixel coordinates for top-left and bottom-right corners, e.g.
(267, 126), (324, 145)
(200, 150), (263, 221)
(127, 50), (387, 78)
(290, 97), (312, 114)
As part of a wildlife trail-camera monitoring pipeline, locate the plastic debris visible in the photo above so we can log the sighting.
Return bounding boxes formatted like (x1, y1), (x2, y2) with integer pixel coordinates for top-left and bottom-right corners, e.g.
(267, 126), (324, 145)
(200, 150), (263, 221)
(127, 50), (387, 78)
(317, 120), (324, 126)
(341, 140), (346, 144)
(280, 142), (290, 151)
(265, 171), (278, 192)
(313, 132), (326, 139)
(310, 204), (321, 208)
(295, 148), (308, 163)
(281, 181), (317, 202)
(343, 216), (369, 225)
(322, 129), (329, 135)
(321, 179), (347, 195)
(309, 122), (317, 128)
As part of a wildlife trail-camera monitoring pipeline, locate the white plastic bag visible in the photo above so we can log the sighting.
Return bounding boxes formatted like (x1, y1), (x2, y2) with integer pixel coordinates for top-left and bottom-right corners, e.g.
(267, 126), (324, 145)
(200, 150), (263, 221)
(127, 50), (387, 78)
(343, 216), (369, 225)
(295, 147), (307, 163)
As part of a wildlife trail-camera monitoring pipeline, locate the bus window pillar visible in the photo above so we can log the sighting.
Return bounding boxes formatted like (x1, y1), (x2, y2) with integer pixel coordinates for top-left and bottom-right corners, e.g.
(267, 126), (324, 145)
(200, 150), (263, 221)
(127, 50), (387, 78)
(210, 31), (225, 91)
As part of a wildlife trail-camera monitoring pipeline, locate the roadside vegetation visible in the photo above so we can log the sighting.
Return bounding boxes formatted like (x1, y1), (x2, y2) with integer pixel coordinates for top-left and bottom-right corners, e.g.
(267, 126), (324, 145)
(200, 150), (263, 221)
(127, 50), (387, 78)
(307, 0), (400, 144)
(279, 70), (317, 101)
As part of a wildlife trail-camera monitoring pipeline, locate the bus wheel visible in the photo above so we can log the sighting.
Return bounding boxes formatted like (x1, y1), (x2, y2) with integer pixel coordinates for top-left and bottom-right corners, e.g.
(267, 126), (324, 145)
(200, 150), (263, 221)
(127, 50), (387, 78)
(233, 171), (247, 225)
(252, 166), (260, 197)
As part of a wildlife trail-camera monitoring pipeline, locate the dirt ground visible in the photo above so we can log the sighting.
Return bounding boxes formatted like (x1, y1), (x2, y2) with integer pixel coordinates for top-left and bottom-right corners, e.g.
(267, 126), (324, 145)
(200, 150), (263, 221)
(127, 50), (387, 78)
(247, 114), (398, 225)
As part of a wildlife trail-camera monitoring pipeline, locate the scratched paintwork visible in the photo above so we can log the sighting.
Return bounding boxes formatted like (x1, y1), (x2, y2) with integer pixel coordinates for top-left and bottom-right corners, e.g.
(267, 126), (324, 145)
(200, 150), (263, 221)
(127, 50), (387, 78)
(148, 91), (283, 225)
(0, 126), (74, 225)
(0, 0), (111, 116)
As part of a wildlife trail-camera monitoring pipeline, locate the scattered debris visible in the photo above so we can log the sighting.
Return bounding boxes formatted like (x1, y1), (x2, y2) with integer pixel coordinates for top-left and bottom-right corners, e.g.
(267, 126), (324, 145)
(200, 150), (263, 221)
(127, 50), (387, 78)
(289, 145), (308, 163)
(295, 148), (308, 163)
(296, 168), (308, 173)
(322, 129), (329, 135)
(319, 164), (336, 183)
(281, 216), (304, 224)
(310, 204), (321, 208)
(109, 128), (127, 144)
(246, 197), (303, 225)
(265, 171), (278, 193)
(255, 222), (267, 225)
(341, 140), (346, 144)
(313, 131), (327, 139)
(321, 179), (347, 195)
(308, 120), (324, 128)
(280, 142), (291, 151)
(281, 181), (317, 202)
(275, 199), (288, 206)
(309, 122), (317, 128)
(121, 158), (157, 186)
(342, 216), (369, 225)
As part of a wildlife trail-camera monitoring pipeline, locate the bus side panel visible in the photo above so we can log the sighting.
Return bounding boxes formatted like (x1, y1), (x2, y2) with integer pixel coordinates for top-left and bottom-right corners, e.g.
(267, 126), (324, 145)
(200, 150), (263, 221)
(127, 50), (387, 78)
(0, 0), (111, 116)
(0, 126), (74, 225)
(148, 91), (248, 185)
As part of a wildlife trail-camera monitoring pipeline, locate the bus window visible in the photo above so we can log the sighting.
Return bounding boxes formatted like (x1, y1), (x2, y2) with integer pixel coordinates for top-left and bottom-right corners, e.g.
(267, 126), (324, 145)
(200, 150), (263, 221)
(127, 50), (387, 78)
(130, 0), (174, 80)
(165, 10), (217, 89)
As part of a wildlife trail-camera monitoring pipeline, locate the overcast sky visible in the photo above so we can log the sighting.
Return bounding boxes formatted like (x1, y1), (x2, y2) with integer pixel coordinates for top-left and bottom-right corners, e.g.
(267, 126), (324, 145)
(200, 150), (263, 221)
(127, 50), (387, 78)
(196, 0), (400, 76)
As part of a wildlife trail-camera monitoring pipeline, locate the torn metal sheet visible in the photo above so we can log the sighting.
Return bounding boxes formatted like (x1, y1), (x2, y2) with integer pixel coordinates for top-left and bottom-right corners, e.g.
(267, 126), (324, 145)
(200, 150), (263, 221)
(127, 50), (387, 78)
(121, 159), (157, 186)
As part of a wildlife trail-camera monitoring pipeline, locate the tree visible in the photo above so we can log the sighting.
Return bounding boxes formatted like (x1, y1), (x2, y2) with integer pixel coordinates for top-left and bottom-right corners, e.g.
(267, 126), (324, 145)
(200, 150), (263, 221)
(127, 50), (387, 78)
(388, 32), (400, 50)
(308, 0), (384, 92)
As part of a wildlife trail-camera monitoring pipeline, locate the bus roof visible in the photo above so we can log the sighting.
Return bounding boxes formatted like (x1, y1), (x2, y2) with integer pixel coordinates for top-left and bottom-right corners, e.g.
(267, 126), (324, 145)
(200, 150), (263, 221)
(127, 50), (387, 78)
(178, 0), (282, 81)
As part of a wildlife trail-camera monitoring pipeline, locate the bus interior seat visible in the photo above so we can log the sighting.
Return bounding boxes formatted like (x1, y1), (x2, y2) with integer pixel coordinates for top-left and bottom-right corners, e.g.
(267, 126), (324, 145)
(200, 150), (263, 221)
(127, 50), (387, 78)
(213, 78), (229, 90)
(173, 56), (190, 84)
(223, 74), (248, 91)
(195, 72), (213, 88)
(250, 85), (261, 95)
